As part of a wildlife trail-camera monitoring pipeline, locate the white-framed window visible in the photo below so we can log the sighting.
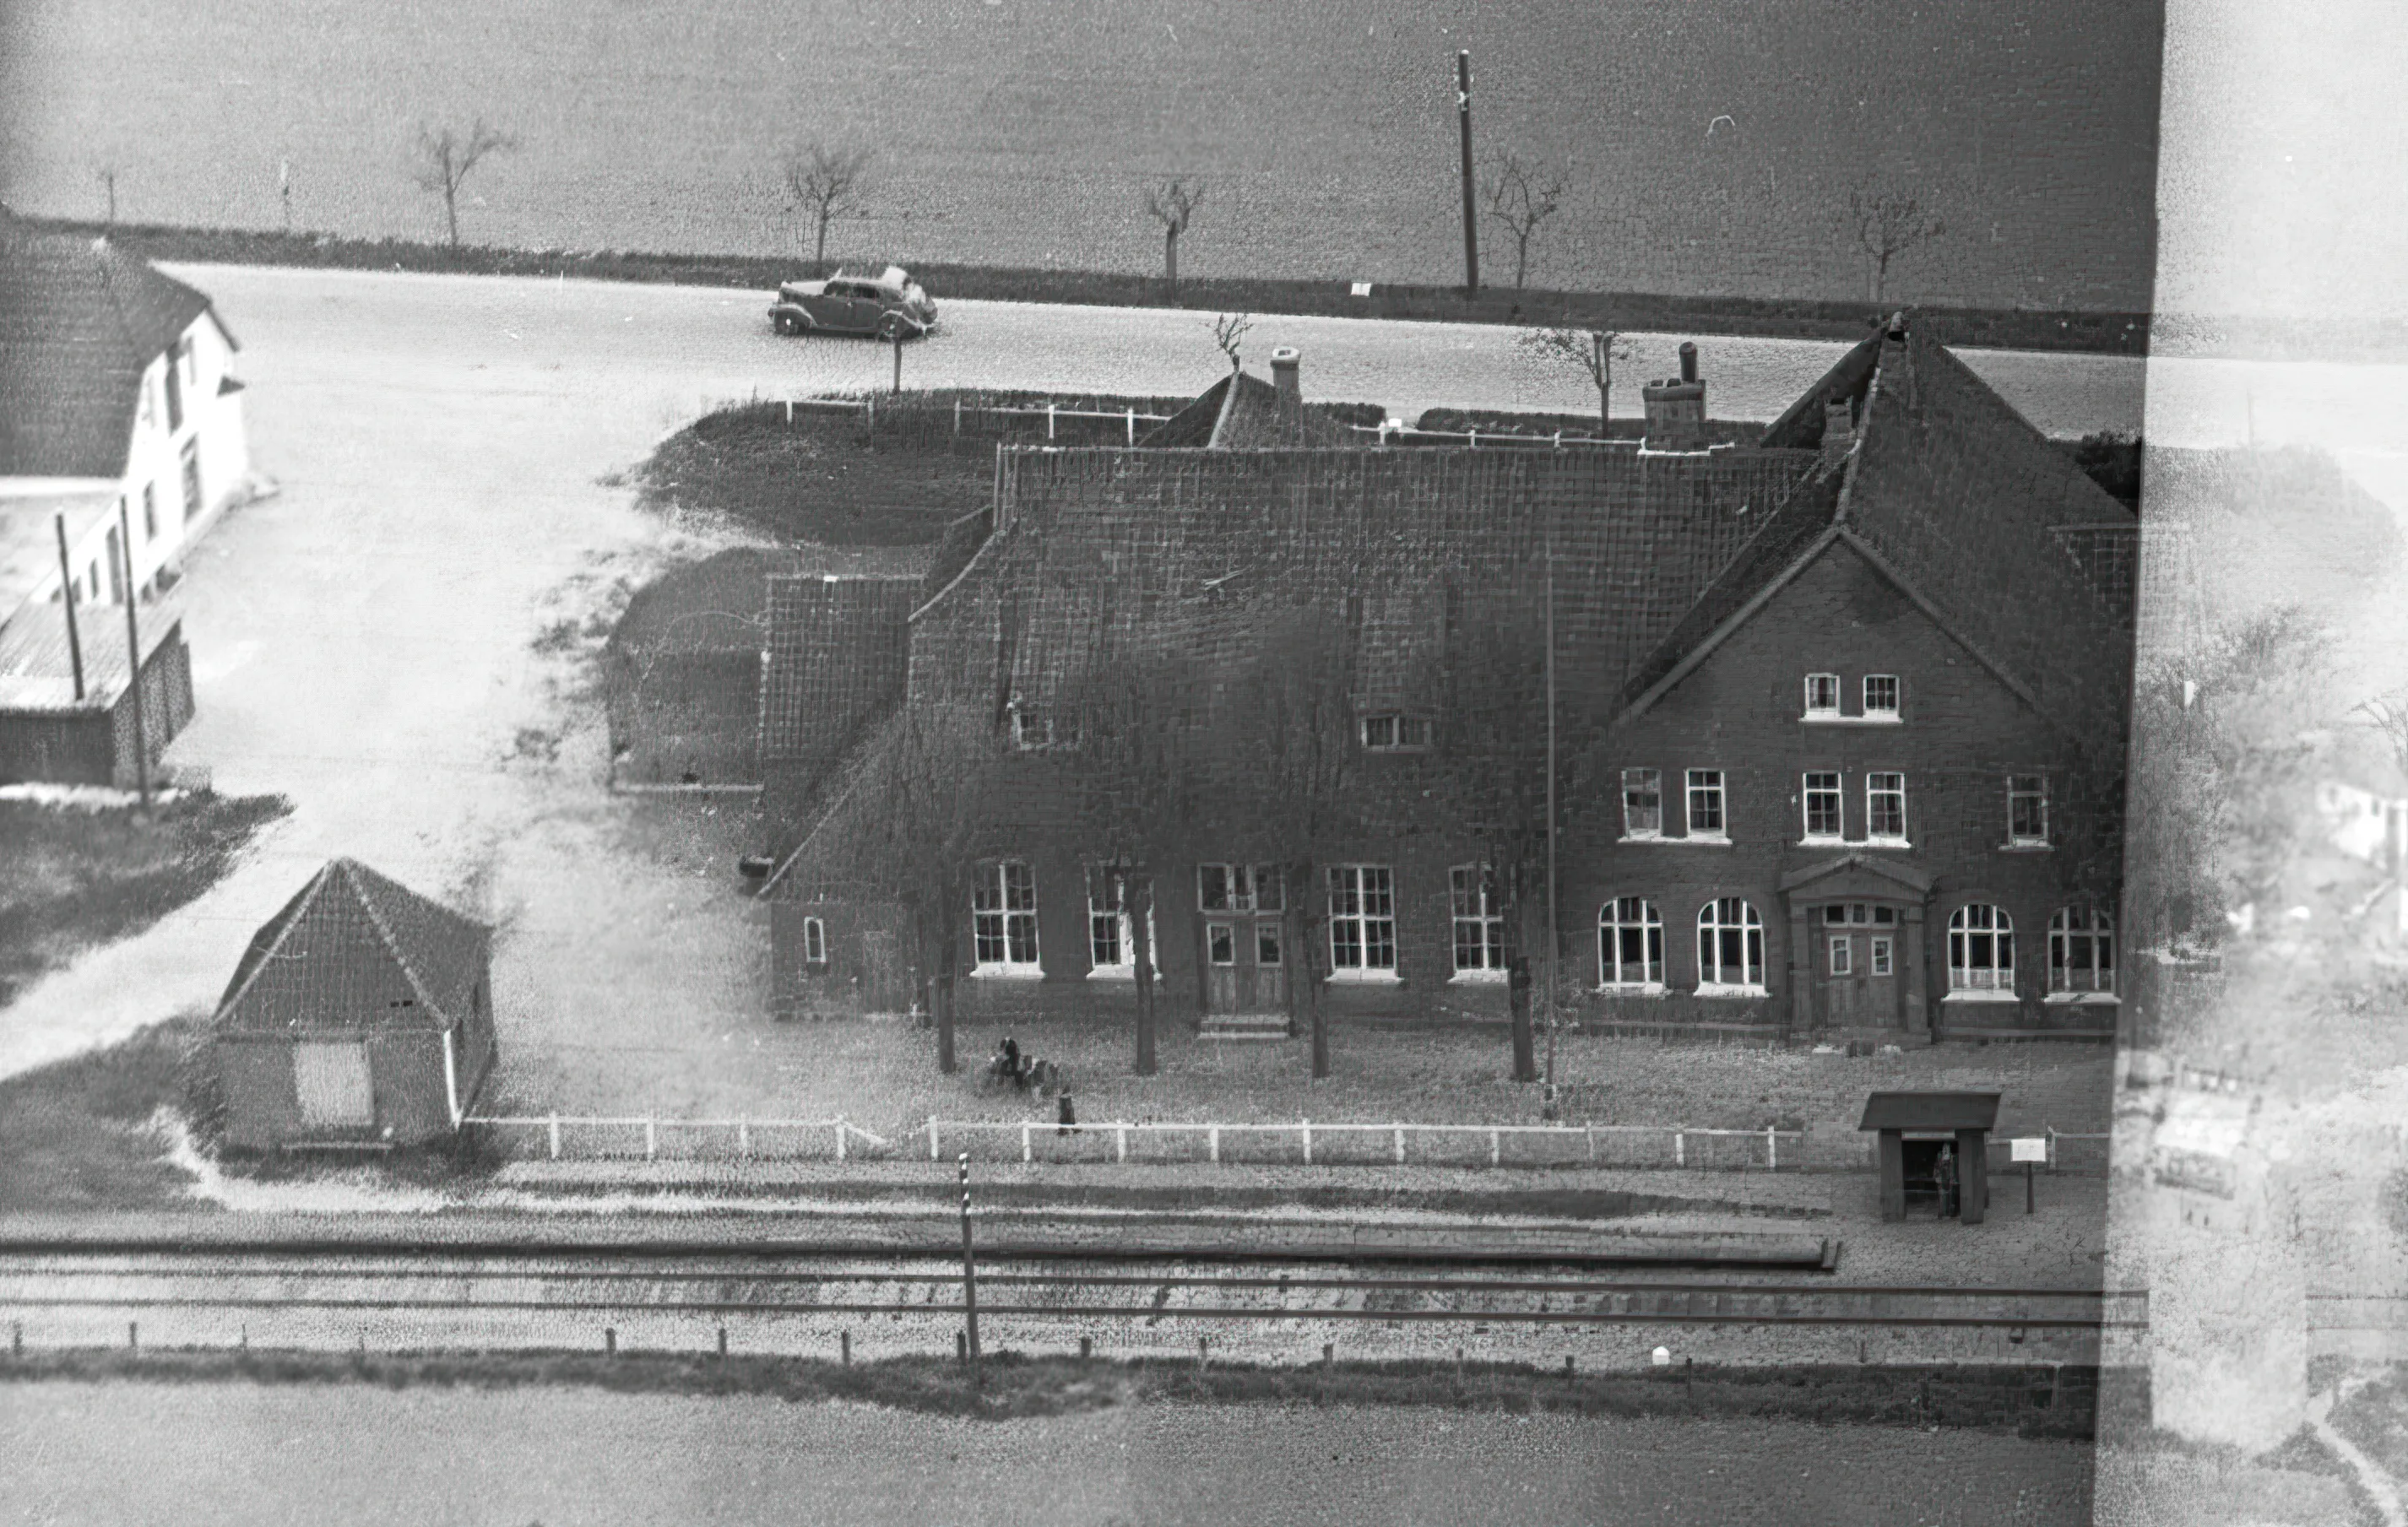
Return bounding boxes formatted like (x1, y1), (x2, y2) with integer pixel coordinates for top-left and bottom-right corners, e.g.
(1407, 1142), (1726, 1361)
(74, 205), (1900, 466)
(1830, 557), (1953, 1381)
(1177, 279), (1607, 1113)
(2009, 775), (2049, 847)
(1866, 772), (1906, 842)
(164, 355), (184, 434)
(2049, 905), (2115, 996)
(972, 860), (1041, 974)
(1869, 935), (1894, 976)
(1828, 934), (1852, 976)
(1086, 869), (1159, 978)
(1863, 675), (1900, 717)
(1207, 921), (1236, 966)
(1804, 673), (1840, 717)
(1599, 897), (1664, 988)
(1622, 768), (1662, 838)
(139, 487), (155, 542)
(1695, 897), (1765, 992)
(1449, 865), (1505, 977)
(802, 916), (827, 967)
(1197, 863), (1284, 913)
(1361, 713), (1432, 751)
(1948, 904), (2014, 994)
(1823, 902), (1895, 928)
(1685, 769), (1727, 838)
(1326, 864), (1397, 976)
(1802, 772), (1843, 841)
(1010, 704), (1067, 750)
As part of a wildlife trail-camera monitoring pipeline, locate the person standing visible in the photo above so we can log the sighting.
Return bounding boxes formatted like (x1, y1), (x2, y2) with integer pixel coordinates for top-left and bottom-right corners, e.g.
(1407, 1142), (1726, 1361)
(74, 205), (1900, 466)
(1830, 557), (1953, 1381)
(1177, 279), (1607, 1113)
(1935, 1142), (1960, 1219)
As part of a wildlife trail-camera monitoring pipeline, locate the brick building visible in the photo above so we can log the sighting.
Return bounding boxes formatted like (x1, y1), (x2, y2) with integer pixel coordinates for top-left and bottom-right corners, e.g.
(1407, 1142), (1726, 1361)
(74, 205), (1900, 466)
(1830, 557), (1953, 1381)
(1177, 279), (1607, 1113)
(756, 317), (2134, 1043)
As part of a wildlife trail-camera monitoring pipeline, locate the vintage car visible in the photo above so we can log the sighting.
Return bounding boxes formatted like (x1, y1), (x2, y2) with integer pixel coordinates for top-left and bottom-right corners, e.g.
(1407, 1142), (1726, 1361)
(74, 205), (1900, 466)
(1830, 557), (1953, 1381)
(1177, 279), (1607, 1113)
(767, 265), (938, 339)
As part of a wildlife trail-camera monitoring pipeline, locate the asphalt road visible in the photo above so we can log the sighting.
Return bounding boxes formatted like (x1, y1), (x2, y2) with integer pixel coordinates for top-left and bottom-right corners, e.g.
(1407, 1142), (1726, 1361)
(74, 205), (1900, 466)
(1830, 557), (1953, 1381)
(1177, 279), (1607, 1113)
(2, 1381), (2100, 1527)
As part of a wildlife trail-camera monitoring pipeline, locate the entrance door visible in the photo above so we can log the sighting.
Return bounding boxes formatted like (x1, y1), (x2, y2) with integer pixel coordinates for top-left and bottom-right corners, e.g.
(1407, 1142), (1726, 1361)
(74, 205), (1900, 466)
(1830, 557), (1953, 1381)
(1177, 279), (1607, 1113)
(294, 1040), (373, 1129)
(1198, 862), (1288, 1016)
(1816, 902), (1901, 1029)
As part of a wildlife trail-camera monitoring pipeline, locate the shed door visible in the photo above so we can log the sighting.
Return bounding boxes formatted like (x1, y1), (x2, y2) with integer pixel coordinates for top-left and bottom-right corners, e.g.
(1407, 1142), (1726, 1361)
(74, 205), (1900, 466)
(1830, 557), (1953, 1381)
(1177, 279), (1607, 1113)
(294, 1041), (373, 1129)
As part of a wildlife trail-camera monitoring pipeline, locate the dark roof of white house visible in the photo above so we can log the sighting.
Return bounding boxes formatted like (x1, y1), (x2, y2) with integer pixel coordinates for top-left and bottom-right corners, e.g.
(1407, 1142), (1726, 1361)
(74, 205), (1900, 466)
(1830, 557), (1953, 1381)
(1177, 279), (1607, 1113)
(214, 859), (490, 1034)
(0, 209), (230, 479)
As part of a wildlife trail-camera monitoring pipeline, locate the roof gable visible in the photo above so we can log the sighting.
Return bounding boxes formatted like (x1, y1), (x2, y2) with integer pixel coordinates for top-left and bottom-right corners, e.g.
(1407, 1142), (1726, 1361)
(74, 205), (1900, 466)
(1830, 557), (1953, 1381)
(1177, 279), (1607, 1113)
(214, 859), (490, 1033)
(0, 214), (219, 479)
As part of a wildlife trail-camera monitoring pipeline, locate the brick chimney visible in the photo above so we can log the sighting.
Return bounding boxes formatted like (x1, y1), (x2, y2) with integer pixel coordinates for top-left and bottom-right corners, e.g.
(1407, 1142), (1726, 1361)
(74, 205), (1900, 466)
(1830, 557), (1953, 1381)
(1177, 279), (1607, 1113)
(1641, 341), (1706, 451)
(1271, 346), (1301, 402)
(1821, 398), (1856, 468)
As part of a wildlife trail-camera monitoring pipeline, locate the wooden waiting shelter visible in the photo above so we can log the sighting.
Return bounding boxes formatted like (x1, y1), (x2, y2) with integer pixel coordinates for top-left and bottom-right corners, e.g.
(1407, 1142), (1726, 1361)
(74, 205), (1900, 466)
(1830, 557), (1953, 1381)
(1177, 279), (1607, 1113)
(1858, 1091), (1999, 1224)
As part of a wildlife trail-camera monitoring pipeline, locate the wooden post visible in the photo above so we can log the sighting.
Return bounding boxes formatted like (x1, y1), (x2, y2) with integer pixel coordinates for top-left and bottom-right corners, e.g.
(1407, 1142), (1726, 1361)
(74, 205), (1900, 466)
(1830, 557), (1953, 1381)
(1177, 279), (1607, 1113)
(2026, 1158), (2036, 1216)
(114, 501), (149, 808)
(1958, 1127), (1990, 1225)
(738, 1118), (750, 1157)
(605, 1328), (616, 1356)
(841, 1331), (852, 1366)
(836, 1119), (847, 1161)
(1080, 1336), (1093, 1361)
(1394, 1125), (1405, 1165)
(1767, 1126), (1777, 1171)
(892, 332), (903, 394)
(1125, 407), (1136, 445)
(718, 1326), (728, 1358)
(957, 1153), (982, 1381)
(645, 1117), (656, 1160)
(1021, 1120), (1032, 1163)
(930, 1117), (941, 1161)
(52, 513), (84, 701)
(1047, 402), (1056, 441)
(548, 1114), (561, 1159)
(1674, 1129), (1684, 1167)
(1116, 1124), (1128, 1162)
(1301, 1121), (1312, 1166)
(1209, 1124), (1220, 1164)
(1489, 1129), (1501, 1167)
(1455, 50), (1479, 295)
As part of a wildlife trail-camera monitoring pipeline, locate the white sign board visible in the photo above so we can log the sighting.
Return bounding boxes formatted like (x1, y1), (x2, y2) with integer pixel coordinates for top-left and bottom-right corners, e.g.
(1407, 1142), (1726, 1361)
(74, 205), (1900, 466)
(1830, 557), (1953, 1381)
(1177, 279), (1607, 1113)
(1350, 281), (1375, 297)
(2009, 1137), (2049, 1163)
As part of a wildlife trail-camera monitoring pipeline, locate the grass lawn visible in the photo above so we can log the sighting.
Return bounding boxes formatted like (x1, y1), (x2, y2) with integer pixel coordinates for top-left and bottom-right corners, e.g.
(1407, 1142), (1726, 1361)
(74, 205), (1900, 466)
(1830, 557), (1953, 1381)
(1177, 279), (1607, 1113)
(0, 790), (291, 1008)
(0, 1015), (203, 1213)
(633, 403), (991, 547)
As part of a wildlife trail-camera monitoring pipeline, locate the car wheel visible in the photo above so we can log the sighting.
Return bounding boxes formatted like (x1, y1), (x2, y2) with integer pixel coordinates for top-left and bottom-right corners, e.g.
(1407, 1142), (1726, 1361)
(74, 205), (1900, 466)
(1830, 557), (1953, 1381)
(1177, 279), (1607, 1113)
(774, 313), (803, 336)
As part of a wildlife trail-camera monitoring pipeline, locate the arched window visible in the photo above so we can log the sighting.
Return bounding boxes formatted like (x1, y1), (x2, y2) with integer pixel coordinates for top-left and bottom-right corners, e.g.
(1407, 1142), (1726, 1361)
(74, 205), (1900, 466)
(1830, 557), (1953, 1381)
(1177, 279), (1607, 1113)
(2049, 906), (2114, 994)
(1599, 897), (1664, 988)
(803, 916), (827, 967)
(1695, 898), (1765, 991)
(1948, 905), (2014, 992)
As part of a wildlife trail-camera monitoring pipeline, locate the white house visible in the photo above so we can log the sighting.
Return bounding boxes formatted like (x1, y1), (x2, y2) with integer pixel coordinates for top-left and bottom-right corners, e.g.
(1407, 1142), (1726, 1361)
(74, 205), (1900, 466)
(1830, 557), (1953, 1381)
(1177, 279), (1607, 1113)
(0, 208), (252, 620)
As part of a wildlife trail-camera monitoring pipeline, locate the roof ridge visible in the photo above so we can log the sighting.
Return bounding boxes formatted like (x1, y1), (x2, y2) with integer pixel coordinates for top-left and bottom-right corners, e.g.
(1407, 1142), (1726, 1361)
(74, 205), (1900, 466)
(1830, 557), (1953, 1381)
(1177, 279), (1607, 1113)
(1205, 368), (1245, 449)
(212, 862), (336, 1021)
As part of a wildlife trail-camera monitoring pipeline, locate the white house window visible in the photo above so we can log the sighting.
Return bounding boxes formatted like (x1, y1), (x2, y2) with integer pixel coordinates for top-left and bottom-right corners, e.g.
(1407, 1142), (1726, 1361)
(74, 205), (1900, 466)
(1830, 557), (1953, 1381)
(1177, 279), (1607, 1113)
(1824, 902), (1895, 927)
(972, 860), (1040, 973)
(802, 917), (827, 967)
(1696, 898), (1765, 991)
(1361, 713), (1431, 751)
(1327, 864), (1397, 975)
(1803, 772), (1843, 841)
(2049, 905), (2115, 995)
(1011, 705), (1067, 750)
(1870, 936), (1894, 976)
(1948, 904), (2014, 994)
(1866, 772), (1907, 842)
(139, 487), (155, 542)
(164, 358), (184, 434)
(1086, 868), (1158, 977)
(1829, 936), (1852, 976)
(1804, 674), (1840, 716)
(1450, 866), (1505, 976)
(1685, 769), (1727, 838)
(179, 441), (202, 526)
(1863, 675), (1900, 717)
(1622, 768), (1662, 838)
(2009, 775), (2049, 847)
(1197, 863), (1283, 913)
(1599, 896), (1664, 988)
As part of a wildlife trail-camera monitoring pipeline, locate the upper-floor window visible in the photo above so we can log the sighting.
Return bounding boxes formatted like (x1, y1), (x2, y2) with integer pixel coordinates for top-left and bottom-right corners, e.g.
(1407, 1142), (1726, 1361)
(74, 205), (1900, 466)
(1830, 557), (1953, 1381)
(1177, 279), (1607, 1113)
(1863, 675), (1901, 718)
(2049, 906), (2114, 995)
(1327, 864), (1397, 975)
(1599, 896), (1664, 988)
(1449, 865), (1505, 976)
(164, 356), (184, 434)
(1621, 768), (1662, 838)
(1802, 771), (1843, 841)
(1804, 674), (1841, 717)
(1010, 702), (1071, 750)
(141, 485), (157, 542)
(2008, 775), (2049, 847)
(1685, 769), (1727, 838)
(1198, 863), (1283, 912)
(972, 860), (1040, 973)
(1865, 772), (1907, 842)
(1361, 713), (1431, 751)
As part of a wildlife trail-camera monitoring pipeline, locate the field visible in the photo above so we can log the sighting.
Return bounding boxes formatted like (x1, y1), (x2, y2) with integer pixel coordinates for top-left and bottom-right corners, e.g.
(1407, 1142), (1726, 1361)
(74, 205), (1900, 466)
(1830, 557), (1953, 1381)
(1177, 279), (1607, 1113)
(2, 0), (2160, 311)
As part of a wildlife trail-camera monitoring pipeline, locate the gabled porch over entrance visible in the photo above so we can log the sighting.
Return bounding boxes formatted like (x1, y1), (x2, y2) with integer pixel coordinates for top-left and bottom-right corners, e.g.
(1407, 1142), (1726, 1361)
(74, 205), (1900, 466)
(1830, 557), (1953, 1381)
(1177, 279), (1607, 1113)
(1779, 853), (1936, 1043)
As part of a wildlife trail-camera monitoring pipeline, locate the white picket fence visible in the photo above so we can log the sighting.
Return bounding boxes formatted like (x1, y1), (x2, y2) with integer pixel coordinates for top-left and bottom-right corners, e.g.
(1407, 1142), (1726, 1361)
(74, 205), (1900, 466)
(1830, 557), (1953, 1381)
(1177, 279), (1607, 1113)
(468, 1114), (890, 1162)
(926, 1118), (1803, 1172)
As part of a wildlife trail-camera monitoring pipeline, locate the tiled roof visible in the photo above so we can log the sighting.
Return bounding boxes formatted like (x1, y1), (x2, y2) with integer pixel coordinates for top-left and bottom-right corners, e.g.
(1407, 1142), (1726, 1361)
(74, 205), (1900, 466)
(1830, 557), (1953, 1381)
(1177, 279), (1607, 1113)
(0, 212), (225, 479)
(0, 598), (186, 710)
(1137, 369), (1355, 450)
(214, 859), (491, 1034)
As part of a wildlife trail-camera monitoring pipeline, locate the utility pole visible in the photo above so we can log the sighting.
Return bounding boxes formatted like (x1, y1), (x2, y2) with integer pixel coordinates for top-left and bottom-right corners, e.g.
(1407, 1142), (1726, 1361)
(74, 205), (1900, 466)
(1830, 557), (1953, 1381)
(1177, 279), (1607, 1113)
(1542, 521), (1559, 1117)
(114, 499), (151, 810)
(52, 514), (85, 702)
(279, 159), (293, 234)
(957, 1152), (982, 1384)
(1456, 51), (1480, 297)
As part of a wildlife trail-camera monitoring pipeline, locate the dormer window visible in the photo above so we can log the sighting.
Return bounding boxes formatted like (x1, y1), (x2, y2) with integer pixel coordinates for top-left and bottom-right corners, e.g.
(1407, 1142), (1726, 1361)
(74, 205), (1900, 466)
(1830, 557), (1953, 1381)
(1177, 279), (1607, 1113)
(1008, 699), (1072, 750)
(1863, 675), (1900, 718)
(1803, 674), (1840, 717)
(1361, 713), (1431, 751)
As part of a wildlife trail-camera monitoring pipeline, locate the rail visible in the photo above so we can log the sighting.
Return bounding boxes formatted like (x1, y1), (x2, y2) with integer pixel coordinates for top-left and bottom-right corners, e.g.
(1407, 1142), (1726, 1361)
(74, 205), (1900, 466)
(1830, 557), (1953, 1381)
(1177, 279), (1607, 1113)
(465, 1115), (890, 1162)
(925, 1118), (1803, 1171)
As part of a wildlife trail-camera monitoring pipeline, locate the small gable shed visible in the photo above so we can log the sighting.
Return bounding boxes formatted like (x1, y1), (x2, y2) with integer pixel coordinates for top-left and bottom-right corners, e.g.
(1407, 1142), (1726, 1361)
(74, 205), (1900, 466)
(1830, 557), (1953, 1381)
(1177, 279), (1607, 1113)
(211, 858), (496, 1151)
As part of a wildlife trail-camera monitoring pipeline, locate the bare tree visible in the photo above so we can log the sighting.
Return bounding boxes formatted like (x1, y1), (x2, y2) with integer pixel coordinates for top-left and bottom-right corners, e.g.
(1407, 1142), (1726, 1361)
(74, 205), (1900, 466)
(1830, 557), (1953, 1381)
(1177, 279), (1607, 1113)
(2356, 690), (2408, 785)
(1144, 178), (1205, 291)
(1517, 328), (1635, 437)
(865, 705), (997, 1074)
(1212, 312), (1253, 371)
(1482, 153), (1564, 290)
(1848, 184), (1944, 304)
(782, 142), (874, 274)
(413, 118), (518, 249)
